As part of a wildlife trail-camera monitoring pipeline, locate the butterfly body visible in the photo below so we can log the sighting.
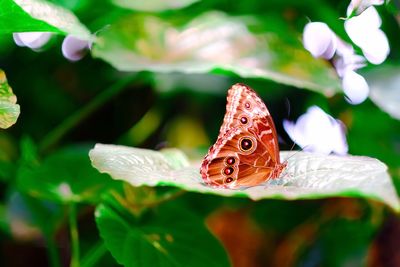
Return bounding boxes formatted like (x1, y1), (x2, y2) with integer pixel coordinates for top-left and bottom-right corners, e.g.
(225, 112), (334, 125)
(200, 83), (286, 189)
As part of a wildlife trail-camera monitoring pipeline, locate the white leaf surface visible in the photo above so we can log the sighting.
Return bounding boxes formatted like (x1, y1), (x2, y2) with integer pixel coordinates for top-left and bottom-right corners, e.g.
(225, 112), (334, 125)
(91, 12), (341, 95)
(112, 0), (199, 12)
(89, 144), (400, 211)
(13, 0), (91, 40)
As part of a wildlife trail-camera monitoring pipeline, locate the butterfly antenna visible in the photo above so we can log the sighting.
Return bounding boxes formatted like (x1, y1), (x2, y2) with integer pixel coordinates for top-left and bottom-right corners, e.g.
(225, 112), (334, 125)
(289, 141), (296, 152)
(283, 144), (310, 163)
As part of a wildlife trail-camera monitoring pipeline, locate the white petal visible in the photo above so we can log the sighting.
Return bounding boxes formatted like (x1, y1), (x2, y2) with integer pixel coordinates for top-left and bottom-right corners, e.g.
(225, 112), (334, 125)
(361, 29), (390, 64)
(16, 32), (43, 45)
(347, 0), (384, 16)
(334, 53), (366, 77)
(335, 37), (354, 57)
(320, 35), (337, 59)
(347, 0), (359, 16)
(27, 33), (52, 50)
(369, 0), (384, 5)
(13, 33), (25, 47)
(359, 6), (382, 28)
(342, 70), (370, 104)
(284, 106), (348, 155)
(283, 120), (308, 149)
(62, 35), (89, 61)
(345, 7), (381, 48)
(15, 32), (52, 49)
(345, 6), (389, 64)
(301, 107), (337, 154)
(330, 121), (349, 155)
(303, 22), (337, 59)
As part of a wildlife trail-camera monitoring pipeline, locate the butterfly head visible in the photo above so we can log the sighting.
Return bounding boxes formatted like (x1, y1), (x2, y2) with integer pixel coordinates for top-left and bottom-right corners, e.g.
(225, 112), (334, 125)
(272, 161), (288, 178)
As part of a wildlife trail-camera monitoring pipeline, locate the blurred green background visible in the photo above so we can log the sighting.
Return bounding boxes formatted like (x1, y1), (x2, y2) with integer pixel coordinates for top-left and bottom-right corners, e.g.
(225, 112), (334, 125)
(0, 0), (400, 266)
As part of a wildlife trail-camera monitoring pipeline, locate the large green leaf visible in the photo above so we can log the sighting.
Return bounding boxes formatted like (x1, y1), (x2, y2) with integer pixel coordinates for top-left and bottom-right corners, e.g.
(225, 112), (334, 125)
(0, 70), (20, 129)
(365, 65), (400, 120)
(89, 144), (400, 211)
(92, 12), (340, 95)
(317, 218), (375, 266)
(0, 0), (91, 40)
(95, 202), (230, 267)
(17, 145), (117, 204)
(112, 0), (200, 12)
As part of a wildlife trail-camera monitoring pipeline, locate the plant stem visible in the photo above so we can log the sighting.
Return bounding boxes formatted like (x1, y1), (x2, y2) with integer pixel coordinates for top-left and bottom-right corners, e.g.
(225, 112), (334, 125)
(39, 75), (137, 152)
(81, 241), (108, 267)
(69, 204), (80, 267)
(45, 234), (62, 267)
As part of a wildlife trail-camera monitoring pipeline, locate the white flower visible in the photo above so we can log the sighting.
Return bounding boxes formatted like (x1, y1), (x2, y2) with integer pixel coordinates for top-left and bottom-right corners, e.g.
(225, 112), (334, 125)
(303, 22), (337, 59)
(301, 5), (386, 105)
(61, 35), (90, 62)
(333, 39), (366, 77)
(347, 0), (384, 16)
(13, 32), (52, 50)
(342, 70), (370, 104)
(302, 22), (370, 105)
(345, 6), (390, 64)
(283, 106), (348, 155)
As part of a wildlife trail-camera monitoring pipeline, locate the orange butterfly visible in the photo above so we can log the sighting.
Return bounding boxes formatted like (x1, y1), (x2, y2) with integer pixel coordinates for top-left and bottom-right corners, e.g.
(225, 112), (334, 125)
(200, 83), (286, 188)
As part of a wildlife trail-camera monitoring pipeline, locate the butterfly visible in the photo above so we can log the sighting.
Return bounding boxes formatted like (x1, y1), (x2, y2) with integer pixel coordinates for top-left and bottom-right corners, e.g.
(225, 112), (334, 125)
(200, 83), (287, 189)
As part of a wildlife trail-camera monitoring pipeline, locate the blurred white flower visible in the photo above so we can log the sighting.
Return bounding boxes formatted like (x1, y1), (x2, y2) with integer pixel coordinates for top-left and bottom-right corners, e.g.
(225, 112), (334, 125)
(13, 32), (52, 50)
(347, 0), (384, 16)
(302, 4), (388, 105)
(334, 39), (366, 77)
(342, 70), (370, 104)
(345, 6), (389, 64)
(303, 22), (337, 59)
(302, 23), (370, 104)
(283, 106), (348, 155)
(61, 35), (90, 61)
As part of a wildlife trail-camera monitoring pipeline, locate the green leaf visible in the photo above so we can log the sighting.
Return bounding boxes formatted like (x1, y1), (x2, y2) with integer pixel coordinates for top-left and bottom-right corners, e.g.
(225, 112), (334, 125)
(346, 101), (400, 172)
(95, 201), (230, 267)
(365, 65), (400, 120)
(92, 12), (340, 95)
(0, 0), (91, 40)
(112, 0), (200, 12)
(17, 145), (117, 204)
(89, 144), (400, 211)
(0, 161), (14, 182)
(317, 218), (375, 266)
(0, 203), (10, 235)
(0, 70), (20, 129)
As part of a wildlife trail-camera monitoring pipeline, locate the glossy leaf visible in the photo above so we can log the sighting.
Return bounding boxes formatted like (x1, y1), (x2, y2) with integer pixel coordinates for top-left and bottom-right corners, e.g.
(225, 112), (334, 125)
(18, 145), (117, 204)
(0, 70), (20, 129)
(92, 12), (340, 95)
(112, 0), (199, 12)
(95, 202), (230, 267)
(0, 0), (91, 40)
(89, 144), (400, 211)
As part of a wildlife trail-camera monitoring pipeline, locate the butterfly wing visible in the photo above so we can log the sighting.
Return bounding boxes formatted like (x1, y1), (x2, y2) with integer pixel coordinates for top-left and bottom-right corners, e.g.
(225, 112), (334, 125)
(200, 83), (284, 188)
(219, 83), (270, 134)
(217, 83), (281, 164)
(201, 126), (280, 188)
